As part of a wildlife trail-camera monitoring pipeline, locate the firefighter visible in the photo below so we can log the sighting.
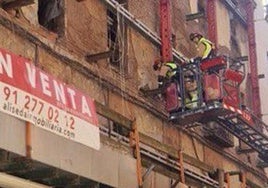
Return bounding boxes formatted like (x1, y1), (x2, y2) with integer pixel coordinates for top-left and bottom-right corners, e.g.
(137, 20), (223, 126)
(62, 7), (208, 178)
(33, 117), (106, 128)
(189, 33), (215, 61)
(184, 74), (198, 109)
(153, 59), (179, 87)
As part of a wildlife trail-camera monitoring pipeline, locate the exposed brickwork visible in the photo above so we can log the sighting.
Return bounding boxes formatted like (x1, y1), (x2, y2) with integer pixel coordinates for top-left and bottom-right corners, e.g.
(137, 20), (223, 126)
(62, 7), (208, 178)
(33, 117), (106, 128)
(0, 0), (266, 187)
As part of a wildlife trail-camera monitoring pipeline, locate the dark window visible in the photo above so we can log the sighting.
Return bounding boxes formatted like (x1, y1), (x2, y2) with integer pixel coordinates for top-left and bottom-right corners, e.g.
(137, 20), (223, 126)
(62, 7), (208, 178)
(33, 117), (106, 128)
(197, 0), (205, 13)
(107, 0), (127, 71)
(38, 0), (64, 35)
(107, 9), (120, 67)
(230, 36), (241, 57)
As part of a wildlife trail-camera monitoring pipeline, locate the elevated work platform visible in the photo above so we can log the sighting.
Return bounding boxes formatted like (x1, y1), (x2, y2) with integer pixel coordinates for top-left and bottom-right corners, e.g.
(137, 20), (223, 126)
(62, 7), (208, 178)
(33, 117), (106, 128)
(169, 102), (233, 126)
(165, 56), (268, 164)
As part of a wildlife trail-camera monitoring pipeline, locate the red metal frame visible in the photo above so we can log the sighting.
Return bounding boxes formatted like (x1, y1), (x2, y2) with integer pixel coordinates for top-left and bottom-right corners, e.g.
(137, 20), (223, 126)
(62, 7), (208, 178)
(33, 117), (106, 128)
(166, 82), (179, 111)
(224, 69), (244, 84)
(203, 73), (222, 102)
(244, 0), (261, 117)
(160, 0), (172, 62)
(200, 56), (227, 71)
(207, 0), (218, 49)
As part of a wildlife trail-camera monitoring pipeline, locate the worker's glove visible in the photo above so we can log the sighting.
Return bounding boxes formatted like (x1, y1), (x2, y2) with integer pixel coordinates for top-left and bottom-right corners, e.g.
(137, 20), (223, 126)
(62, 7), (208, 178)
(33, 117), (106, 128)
(189, 58), (195, 63)
(157, 75), (165, 86)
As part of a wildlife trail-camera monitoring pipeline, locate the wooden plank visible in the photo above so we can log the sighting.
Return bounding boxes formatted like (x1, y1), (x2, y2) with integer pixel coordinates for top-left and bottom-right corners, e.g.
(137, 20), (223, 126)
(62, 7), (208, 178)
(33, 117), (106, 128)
(139, 87), (165, 96)
(95, 102), (133, 129)
(2, 0), (34, 10)
(85, 51), (112, 62)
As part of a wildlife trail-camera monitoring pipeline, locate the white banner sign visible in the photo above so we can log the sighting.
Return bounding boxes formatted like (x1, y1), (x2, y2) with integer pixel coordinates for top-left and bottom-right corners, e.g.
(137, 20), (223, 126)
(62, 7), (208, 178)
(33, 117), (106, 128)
(0, 48), (100, 150)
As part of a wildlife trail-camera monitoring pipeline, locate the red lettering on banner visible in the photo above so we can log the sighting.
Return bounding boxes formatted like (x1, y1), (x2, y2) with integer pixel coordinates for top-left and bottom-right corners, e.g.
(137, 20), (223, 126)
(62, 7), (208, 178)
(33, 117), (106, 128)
(0, 48), (98, 126)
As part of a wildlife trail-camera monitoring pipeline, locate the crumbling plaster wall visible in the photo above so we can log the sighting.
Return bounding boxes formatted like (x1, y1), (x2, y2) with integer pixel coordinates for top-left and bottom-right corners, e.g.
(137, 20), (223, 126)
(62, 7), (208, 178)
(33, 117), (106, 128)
(235, 23), (249, 93)
(64, 0), (107, 56)
(0, 25), (36, 61)
(216, 1), (231, 56)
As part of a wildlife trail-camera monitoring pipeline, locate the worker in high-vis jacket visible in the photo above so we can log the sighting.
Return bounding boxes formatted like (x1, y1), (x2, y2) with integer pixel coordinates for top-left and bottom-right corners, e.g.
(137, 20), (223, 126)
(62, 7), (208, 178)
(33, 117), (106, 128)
(184, 74), (198, 109)
(153, 59), (179, 86)
(189, 33), (215, 60)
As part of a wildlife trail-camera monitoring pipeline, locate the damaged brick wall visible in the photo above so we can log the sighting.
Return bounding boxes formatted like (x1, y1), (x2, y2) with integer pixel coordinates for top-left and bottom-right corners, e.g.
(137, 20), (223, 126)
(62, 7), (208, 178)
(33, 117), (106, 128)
(0, 0), (266, 187)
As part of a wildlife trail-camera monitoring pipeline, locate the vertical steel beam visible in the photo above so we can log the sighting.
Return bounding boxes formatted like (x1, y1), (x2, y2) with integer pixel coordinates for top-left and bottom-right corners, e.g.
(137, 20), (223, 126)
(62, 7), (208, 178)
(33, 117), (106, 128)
(224, 172), (231, 188)
(129, 119), (143, 187)
(244, 0), (261, 117)
(207, 0), (218, 49)
(160, 0), (172, 62)
(179, 150), (185, 184)
(218, 169), (225, 188)
(240, 172), (246, 188)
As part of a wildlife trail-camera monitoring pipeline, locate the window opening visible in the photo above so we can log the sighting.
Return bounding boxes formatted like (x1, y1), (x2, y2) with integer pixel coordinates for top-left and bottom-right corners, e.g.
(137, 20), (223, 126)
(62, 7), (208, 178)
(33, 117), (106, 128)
(38, 0), (64, 34)
(107, 0), (127, 72)
(197, 0), (205, 13)
(230, 37), (241, 57)
(107, 9), (120, 67)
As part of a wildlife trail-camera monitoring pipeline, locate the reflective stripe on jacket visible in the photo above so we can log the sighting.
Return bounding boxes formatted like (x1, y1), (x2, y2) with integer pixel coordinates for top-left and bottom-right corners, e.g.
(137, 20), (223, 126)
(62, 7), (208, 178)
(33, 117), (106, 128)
(164, 62), (178, 78)
(185, 91), (198, 109)
(198, 37), (214, 59)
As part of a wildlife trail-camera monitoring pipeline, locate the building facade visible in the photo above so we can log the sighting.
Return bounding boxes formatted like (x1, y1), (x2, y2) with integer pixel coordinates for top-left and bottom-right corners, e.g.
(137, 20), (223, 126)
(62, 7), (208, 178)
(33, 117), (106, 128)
(0, 0), (267, 187)
(255, 0), (268, 177)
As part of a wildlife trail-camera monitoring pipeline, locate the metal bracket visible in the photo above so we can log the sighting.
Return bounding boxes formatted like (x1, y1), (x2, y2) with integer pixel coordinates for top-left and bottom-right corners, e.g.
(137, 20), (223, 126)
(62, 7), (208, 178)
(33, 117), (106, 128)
(185, 12), (205, 21)
(139, 87), (165, 96)
(170, 179), (180, 188)
(142, 164), (155, 182)
(236, 147), (255, 154)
